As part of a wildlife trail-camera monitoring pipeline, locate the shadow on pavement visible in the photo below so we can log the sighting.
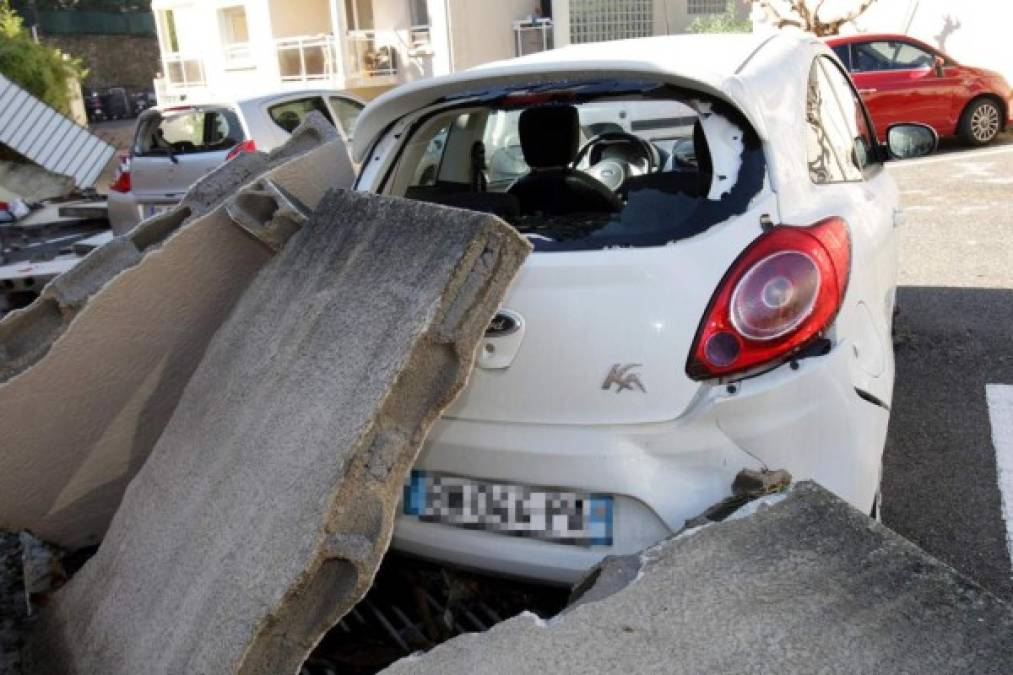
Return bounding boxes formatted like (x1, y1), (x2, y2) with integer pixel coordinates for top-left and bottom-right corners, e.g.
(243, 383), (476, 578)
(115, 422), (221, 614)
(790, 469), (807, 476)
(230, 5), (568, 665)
(884, 285), (1013, 601)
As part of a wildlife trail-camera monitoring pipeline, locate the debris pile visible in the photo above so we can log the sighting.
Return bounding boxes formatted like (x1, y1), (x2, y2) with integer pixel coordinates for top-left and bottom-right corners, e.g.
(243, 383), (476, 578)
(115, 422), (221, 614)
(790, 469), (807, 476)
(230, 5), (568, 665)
(0, 114), (354, 549)
(383, 482), (1013, 674)
(0, 113), (529, 674)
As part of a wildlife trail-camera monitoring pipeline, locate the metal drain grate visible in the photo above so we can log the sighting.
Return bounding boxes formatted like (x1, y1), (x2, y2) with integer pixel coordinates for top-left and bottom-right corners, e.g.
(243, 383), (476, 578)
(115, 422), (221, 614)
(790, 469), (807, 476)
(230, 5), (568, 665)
(303, 553), (569, 674)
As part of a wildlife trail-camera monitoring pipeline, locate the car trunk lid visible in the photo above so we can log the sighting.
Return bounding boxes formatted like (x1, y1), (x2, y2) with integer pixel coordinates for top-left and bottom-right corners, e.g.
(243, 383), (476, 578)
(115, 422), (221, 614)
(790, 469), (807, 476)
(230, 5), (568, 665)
(444, 191), (778, 426)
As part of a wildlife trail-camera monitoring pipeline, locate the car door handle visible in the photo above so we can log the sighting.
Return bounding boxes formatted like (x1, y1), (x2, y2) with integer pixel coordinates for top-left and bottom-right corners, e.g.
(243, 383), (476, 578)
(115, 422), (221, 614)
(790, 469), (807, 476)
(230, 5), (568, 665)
(858, 88), (878, 94)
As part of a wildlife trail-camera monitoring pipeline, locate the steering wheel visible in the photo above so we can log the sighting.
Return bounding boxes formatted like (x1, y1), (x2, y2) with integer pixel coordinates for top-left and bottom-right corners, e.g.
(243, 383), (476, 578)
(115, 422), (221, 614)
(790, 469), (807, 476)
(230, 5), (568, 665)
(571, 131), (658, 192)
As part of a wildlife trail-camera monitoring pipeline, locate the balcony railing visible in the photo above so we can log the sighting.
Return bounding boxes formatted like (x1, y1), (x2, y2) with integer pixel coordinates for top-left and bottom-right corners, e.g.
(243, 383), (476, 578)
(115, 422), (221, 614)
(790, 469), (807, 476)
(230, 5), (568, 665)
(346, 30), (398, 78)
(223, 42), (253, 69)
(276, 35), (338, 82)
(163, 53), (206, 88)
(409, 25), (431, 52)
(514, 17), (553, 57)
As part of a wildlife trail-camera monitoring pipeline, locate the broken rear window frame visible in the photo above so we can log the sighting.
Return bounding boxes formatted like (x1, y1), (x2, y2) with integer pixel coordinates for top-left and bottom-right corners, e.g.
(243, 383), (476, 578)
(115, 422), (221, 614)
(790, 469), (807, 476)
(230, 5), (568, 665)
(372, 79), (768, 252)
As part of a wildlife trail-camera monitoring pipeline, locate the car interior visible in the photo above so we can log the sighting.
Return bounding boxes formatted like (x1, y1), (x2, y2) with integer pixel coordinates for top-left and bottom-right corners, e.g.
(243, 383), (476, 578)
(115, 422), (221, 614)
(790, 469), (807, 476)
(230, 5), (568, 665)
(134, 108), (244, 157)
(387, 80), (758, 250)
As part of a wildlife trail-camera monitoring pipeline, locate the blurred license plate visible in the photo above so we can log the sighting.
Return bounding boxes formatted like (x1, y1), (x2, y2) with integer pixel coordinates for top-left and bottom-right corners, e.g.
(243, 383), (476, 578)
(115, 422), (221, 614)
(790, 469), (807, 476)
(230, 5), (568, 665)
(403, 472), (613, 546)
(142, 204), (173, 218)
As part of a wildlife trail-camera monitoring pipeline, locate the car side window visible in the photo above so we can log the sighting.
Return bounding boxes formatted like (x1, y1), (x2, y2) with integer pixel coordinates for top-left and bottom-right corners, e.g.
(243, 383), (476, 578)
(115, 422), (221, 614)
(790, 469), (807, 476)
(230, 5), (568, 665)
(268, 96), (333, 133)
(136, 107), (243, 156)
(821, 57), (877, 171)
(831, 44), (852, 71)
(806, 58), (872, 184)
(852, 40), (934, 73)
(329, 96), (364, 140)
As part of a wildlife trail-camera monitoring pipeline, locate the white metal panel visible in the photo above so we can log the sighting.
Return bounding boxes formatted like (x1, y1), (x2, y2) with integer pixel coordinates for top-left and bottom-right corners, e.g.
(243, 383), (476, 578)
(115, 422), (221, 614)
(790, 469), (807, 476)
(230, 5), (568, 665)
(0, 73), (115, 188)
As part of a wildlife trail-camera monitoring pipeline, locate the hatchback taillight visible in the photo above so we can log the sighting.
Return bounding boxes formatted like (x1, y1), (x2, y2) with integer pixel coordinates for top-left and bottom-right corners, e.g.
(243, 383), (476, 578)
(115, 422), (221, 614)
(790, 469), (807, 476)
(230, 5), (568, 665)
(110, 154), (131, 193)
(686, 217), (851, 380)
(226, 139), (257, 161)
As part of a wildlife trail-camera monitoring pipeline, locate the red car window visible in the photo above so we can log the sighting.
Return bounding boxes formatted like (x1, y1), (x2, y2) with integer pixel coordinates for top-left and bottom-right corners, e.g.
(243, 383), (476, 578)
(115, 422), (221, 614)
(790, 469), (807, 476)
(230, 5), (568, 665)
(852, 40), (935, 73)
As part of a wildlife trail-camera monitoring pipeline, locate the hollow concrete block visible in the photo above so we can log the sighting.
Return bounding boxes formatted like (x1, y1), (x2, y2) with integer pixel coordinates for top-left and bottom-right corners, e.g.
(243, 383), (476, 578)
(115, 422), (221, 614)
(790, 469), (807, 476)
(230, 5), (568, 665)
(382, 482), (1013, 675)
(31, 189), (529, 675)
(0, 114), (353, 548)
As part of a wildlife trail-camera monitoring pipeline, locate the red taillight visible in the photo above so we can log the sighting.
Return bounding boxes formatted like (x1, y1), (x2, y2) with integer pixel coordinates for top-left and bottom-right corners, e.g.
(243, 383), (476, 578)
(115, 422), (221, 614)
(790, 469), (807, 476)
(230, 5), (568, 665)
(0, 201), (8, 211)
(686, 217), (851, 380)
(110, 154), (131, 193)
(225, 139), (256, 161)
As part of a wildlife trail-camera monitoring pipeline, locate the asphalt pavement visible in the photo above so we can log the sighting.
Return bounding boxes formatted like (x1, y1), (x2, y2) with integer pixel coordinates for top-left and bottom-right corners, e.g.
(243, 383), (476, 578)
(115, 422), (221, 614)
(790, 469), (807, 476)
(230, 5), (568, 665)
(882, 131), (1013, 600)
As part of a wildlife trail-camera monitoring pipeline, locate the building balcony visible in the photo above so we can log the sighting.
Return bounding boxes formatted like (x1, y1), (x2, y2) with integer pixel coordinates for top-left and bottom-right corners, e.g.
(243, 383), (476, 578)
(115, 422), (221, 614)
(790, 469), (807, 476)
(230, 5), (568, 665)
(276, 35), (339, 82)
(346, 30), (398, 79)
(514, 17), (553, 57)
(408, 25), (432, 54)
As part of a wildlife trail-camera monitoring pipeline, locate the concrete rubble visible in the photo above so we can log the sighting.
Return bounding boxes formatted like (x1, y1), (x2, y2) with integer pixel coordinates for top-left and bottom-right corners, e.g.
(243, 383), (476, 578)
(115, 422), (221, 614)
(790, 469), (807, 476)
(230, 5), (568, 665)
(383, 482), (1013, 675)
(29, 189), (529, 674)
(0, 112), (354, 548)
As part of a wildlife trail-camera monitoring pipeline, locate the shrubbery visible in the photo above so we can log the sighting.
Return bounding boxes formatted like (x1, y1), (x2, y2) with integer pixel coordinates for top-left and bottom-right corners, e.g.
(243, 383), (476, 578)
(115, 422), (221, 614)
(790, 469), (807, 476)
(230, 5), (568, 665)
(0, 0), (85, 116)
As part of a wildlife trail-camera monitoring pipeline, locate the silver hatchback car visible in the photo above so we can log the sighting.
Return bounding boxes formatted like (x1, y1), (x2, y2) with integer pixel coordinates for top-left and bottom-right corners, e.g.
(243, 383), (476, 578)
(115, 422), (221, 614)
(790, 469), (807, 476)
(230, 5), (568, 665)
(107, 89), (363, 234)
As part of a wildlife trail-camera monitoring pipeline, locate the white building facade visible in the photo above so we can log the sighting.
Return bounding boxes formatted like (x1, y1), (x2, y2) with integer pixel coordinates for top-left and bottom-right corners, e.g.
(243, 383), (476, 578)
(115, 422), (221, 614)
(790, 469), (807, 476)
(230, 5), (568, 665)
(550, 0), (749, 47)
(152, 0), (547, 104)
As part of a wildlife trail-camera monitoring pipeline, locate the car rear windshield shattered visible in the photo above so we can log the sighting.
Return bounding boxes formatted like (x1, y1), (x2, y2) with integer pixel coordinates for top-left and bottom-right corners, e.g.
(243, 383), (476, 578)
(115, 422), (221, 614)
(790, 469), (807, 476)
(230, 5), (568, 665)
(389, 79), (767, 251)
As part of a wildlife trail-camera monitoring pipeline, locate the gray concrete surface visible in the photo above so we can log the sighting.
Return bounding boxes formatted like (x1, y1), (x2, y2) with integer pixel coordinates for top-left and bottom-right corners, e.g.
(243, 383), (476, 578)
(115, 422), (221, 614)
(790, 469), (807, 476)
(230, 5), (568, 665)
(879, 140), (1013, 600)
(0, 114), (351, 549)
(882, 141), (1013, 601)
(29, 190), (529, 675)
(384, 483), (1013, 675)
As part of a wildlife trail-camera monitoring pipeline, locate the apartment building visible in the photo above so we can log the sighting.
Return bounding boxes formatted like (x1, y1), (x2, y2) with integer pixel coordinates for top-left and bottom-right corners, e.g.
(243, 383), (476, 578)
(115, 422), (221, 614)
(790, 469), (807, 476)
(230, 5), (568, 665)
(152, 0), (547, 104)
(152, 0), (745, 105)
(550, 0), (748, 47)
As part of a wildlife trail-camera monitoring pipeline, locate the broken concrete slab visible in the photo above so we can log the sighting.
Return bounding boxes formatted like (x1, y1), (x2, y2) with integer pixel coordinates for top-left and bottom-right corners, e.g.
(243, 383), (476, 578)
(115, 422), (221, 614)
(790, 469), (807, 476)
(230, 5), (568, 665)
(385, 482), (1013, 675)
(31, 189), (529, 675)
(0, 115), (353, 549)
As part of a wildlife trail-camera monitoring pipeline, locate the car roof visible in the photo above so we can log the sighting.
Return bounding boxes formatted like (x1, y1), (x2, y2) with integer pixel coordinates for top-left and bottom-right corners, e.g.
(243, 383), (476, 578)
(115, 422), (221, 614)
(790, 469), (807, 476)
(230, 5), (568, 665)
(154, 89), (363, 114)
(824, 33), (936, 48)
(352, 31), (813, 162)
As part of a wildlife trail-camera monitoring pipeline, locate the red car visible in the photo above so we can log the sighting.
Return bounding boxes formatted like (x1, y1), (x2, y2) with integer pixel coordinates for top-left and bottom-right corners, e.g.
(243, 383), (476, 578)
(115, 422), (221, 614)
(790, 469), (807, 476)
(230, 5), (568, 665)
(826, 33), (1012, 146)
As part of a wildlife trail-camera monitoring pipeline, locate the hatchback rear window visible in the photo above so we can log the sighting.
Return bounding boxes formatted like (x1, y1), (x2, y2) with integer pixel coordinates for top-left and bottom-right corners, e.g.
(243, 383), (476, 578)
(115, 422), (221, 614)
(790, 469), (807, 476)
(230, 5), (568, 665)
(134, 108), (244, 156)
(386, 80), (766, 251)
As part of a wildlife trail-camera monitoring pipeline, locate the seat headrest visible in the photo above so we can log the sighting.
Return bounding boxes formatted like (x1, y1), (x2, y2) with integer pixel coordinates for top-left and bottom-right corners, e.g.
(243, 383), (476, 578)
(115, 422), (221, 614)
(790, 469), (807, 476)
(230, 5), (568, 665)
(519, 105), (580, 169)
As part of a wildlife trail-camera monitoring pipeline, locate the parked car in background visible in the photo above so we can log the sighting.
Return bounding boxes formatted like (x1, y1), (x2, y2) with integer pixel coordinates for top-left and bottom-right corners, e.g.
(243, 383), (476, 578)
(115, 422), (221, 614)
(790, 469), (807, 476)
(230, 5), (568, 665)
(827, 33), (1012, 146)
(347, 32), (936, 583)
(107, 89), (364, 233)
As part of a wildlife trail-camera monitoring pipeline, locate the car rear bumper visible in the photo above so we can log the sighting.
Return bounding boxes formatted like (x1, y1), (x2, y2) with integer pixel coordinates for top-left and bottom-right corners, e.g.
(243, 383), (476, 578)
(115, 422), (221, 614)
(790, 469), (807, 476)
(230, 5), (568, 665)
(107, 191), (180, 236)
(392, 340), (890, 584)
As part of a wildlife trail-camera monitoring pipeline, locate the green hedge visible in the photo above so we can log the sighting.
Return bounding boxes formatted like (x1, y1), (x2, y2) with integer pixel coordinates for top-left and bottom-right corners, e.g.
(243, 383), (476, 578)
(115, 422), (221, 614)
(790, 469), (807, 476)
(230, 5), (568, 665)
(38, 10), (155, 36)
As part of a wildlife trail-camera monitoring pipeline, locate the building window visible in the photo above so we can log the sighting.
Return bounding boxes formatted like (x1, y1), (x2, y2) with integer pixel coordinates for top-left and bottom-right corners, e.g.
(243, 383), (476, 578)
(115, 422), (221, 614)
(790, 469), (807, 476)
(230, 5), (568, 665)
(409, 0), (429, 27)
(157, 9), (180, 53)
(344, 0), (375, 30)
(687, 0), (727, 15)
(218, 5), (251, 68)
(569, 0), (653, 44)
(408, 0), (431, 49)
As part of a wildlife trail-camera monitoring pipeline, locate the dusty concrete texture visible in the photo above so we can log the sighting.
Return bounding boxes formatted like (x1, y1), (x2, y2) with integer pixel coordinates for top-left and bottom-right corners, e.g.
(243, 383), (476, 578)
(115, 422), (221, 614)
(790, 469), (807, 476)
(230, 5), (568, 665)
(0, 113), (353, 549)
(0, 161), (75, 203)
(384, 482), (1013, 675)
(30, 189), (529, 675)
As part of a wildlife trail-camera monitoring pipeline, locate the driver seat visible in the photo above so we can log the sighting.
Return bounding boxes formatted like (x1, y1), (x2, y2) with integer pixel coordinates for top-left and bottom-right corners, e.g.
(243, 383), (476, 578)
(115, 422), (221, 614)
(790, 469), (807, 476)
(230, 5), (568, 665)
(508, 105), (622, 216)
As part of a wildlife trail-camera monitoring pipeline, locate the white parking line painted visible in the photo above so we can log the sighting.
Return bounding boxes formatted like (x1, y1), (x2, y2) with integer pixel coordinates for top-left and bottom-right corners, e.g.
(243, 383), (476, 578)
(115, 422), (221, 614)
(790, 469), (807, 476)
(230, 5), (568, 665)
(889, 144), (1013, 170)
(986, 384), (1013, 568)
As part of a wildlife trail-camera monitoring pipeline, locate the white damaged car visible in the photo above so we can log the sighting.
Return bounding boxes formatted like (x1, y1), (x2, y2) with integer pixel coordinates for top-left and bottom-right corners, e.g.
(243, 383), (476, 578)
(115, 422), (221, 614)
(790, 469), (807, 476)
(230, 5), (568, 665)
(347, 31), (936, 583)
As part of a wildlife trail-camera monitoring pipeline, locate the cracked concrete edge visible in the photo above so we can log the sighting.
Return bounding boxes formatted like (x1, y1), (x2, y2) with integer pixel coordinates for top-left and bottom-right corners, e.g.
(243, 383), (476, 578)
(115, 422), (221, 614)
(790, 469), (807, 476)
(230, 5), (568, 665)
(382, 482), (1013, 674)
(25, 192), (530, 675)
(0, 112), (340, 386)
(240, 213), (530, 675)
